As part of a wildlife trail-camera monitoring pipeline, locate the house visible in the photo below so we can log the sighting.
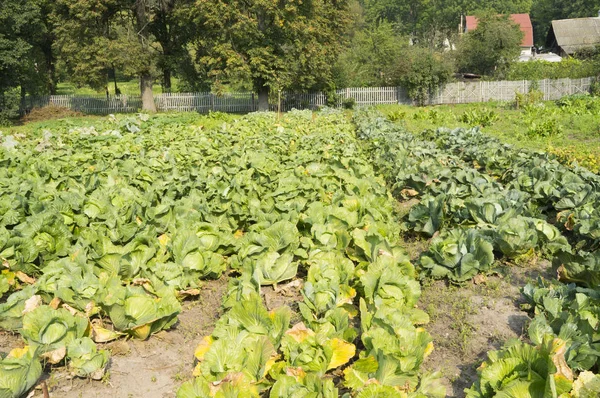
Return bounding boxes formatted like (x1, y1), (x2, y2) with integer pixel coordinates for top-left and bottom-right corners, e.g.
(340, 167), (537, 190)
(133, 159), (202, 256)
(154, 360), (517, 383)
(546, 15), (600, 57)
(464, 14), (534, 55)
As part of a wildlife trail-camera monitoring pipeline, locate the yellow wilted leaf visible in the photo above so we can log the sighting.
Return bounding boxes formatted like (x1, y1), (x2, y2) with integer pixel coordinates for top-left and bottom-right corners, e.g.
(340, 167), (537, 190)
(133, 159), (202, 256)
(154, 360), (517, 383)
(42, 346), (67, 364)
(92, 323), (122, 343)
(263, 355), (280, 377)
(158, 234), (170, 246)
(337, 286), (356, 306)
(285, 367), (306, 381)
(424, 341), (434, 359)
(326, 338), (356, 370)
(551, 338), (573, 381)
(8, 346), (30, 359)
(285, 323), (315, 343)
(194, 336), (213, 361)
(192, 363), (202, 377)
(22, 295), (42, 315)
(130, 324), (152, 340)
(15, 271), (35, 284)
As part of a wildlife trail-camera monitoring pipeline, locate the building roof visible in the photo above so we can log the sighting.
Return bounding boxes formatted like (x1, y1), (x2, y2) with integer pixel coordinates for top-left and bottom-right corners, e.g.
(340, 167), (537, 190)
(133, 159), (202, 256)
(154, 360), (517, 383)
(549, 18), (600, 55)
(465, 14), (534, 48)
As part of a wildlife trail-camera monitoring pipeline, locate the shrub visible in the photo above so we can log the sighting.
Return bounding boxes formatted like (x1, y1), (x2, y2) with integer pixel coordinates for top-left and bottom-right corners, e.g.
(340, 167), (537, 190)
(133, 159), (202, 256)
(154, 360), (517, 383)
(394, 47), (454, 106)
(527, 118), (563, 138)
(590, 78), (600, 97)
(458, 108), (499, 127)
(507, 59), (596, 80)
(0, 88), (21, 126)
(515, 89), (543, 109)
(342, 97), (356, 109)
(556, 94), (600, 115)
(386, 109), (406, 122)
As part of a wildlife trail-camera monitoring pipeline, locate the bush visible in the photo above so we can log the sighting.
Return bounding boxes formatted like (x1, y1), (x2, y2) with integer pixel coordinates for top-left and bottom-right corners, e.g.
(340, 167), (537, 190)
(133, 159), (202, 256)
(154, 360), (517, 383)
(556, 94), (600, 115)
(527, 118), (563, 138)
(342, 97), (356, 109)
(386, 109), (406, 122)
(394, 47), (454, 106)
(507, 59), (597, 80)
(590, 78), (600, 97)
(458, 108), (499, 127)
(0, 88), (21, 126)
(515, 89), (543, 109)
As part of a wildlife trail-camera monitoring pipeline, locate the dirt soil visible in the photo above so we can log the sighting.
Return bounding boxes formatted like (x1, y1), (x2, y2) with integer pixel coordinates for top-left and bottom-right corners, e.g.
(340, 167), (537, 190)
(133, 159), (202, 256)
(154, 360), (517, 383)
(31, 277), (228, 398)
(419, 261), (554, 397)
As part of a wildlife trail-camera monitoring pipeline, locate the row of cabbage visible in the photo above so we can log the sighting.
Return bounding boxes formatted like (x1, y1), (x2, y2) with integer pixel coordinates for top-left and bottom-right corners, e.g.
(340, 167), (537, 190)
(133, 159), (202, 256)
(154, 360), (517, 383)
(0, 111), (444, 397)
(353, 110), (600, 397)
(174, 111), (445, 397)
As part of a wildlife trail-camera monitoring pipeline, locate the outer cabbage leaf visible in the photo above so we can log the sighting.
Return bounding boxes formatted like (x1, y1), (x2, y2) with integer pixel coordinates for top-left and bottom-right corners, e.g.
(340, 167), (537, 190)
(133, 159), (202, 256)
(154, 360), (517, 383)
(0, 347), (42, 398)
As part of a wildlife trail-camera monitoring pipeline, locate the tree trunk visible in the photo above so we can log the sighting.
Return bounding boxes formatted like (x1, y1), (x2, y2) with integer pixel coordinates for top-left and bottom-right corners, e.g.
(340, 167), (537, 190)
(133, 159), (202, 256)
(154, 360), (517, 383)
(257, 80), (269, 111)
(134, 0), (156, 112)
(47, 57), (56, 95)
(112, 67), (119, 95)
(163, 68), (172, 93)
(42, 42), (56, 95)
(140, 73), (156, 112)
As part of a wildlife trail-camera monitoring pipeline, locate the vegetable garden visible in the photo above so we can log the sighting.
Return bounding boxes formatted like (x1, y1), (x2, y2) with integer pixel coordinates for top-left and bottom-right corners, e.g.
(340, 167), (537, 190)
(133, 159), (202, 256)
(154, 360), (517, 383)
(0, 109), (600, 397)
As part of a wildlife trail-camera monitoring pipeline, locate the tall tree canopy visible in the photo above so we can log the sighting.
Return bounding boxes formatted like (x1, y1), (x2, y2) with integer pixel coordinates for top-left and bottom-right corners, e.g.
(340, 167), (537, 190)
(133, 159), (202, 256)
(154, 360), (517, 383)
(191, 0), (351, 110)
(0, 0), (55, 122)
(455, 13), (524, 76)
(53, 0), (194, 110)
(361, 0), (532, 47)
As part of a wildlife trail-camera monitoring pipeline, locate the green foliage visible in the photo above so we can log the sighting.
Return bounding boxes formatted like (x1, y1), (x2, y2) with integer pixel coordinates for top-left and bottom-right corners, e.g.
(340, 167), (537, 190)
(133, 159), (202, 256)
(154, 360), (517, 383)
(334, 22), (406, 88)
(395, 47), (454, 106)
(456, 14), (524, 77)
(526, 117), (563, 138)
(515, 89), (544, 109)
(0, 347), (42, 398)
(343, 97), (356, 109)
(458, 108), (499, 127)
(507, 59), (598, 80)
(557, 94), (600, 116)
(523, 281), (600, 371)
(420, 229), (495, 281)
(193, 0), (350, 104)
(0, 88), (20, 126)
(590, 79), (600, 97)
(361, 0), (532, 46)
(464, 338), (575, 398)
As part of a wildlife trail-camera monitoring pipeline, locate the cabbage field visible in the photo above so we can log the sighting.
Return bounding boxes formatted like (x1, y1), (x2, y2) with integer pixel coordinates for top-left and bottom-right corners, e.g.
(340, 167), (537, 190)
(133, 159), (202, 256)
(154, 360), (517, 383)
(1, 109), (600, 397)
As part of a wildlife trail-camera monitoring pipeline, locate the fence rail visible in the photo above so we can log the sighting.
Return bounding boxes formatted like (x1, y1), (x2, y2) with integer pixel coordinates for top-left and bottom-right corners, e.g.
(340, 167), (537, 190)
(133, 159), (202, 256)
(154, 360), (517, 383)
(21, 77), (595, 115)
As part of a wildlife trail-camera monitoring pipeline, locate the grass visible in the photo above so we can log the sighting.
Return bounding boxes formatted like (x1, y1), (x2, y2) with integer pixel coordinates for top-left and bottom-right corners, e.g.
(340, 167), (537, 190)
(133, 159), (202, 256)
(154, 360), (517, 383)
(56, 78), (181, 96)
(420, 279), (478, 355)
(377, 101), (600, 172)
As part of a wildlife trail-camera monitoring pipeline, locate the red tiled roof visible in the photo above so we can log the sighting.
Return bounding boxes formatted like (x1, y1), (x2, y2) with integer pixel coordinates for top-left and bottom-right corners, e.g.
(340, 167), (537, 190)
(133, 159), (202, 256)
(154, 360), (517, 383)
(465, 14), (534, 48)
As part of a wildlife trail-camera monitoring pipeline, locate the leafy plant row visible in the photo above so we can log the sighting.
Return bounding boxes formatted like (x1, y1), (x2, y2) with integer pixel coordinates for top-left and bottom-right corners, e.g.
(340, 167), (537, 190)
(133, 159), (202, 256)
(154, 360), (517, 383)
(353, 110), (600, 396)
(1, 111), (445, 397)
(354, 110), (568, 281)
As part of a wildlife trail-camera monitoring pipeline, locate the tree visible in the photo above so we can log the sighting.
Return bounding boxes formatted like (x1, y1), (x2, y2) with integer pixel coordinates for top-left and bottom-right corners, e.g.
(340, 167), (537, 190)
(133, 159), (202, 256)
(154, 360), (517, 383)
(0, 0), (52, 123)
(455, 13), (523, 77)
(54, 0), (192, 111)
(191, 0), (350, 111)
(393, 46), (454, 105)
(360, 0), (532, 48)
(333, 22), (408, 87)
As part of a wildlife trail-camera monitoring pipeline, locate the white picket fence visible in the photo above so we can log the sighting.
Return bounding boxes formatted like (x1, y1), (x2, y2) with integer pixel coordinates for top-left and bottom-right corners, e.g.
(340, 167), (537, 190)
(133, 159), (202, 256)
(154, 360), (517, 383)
(21, 77), (595, 115)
